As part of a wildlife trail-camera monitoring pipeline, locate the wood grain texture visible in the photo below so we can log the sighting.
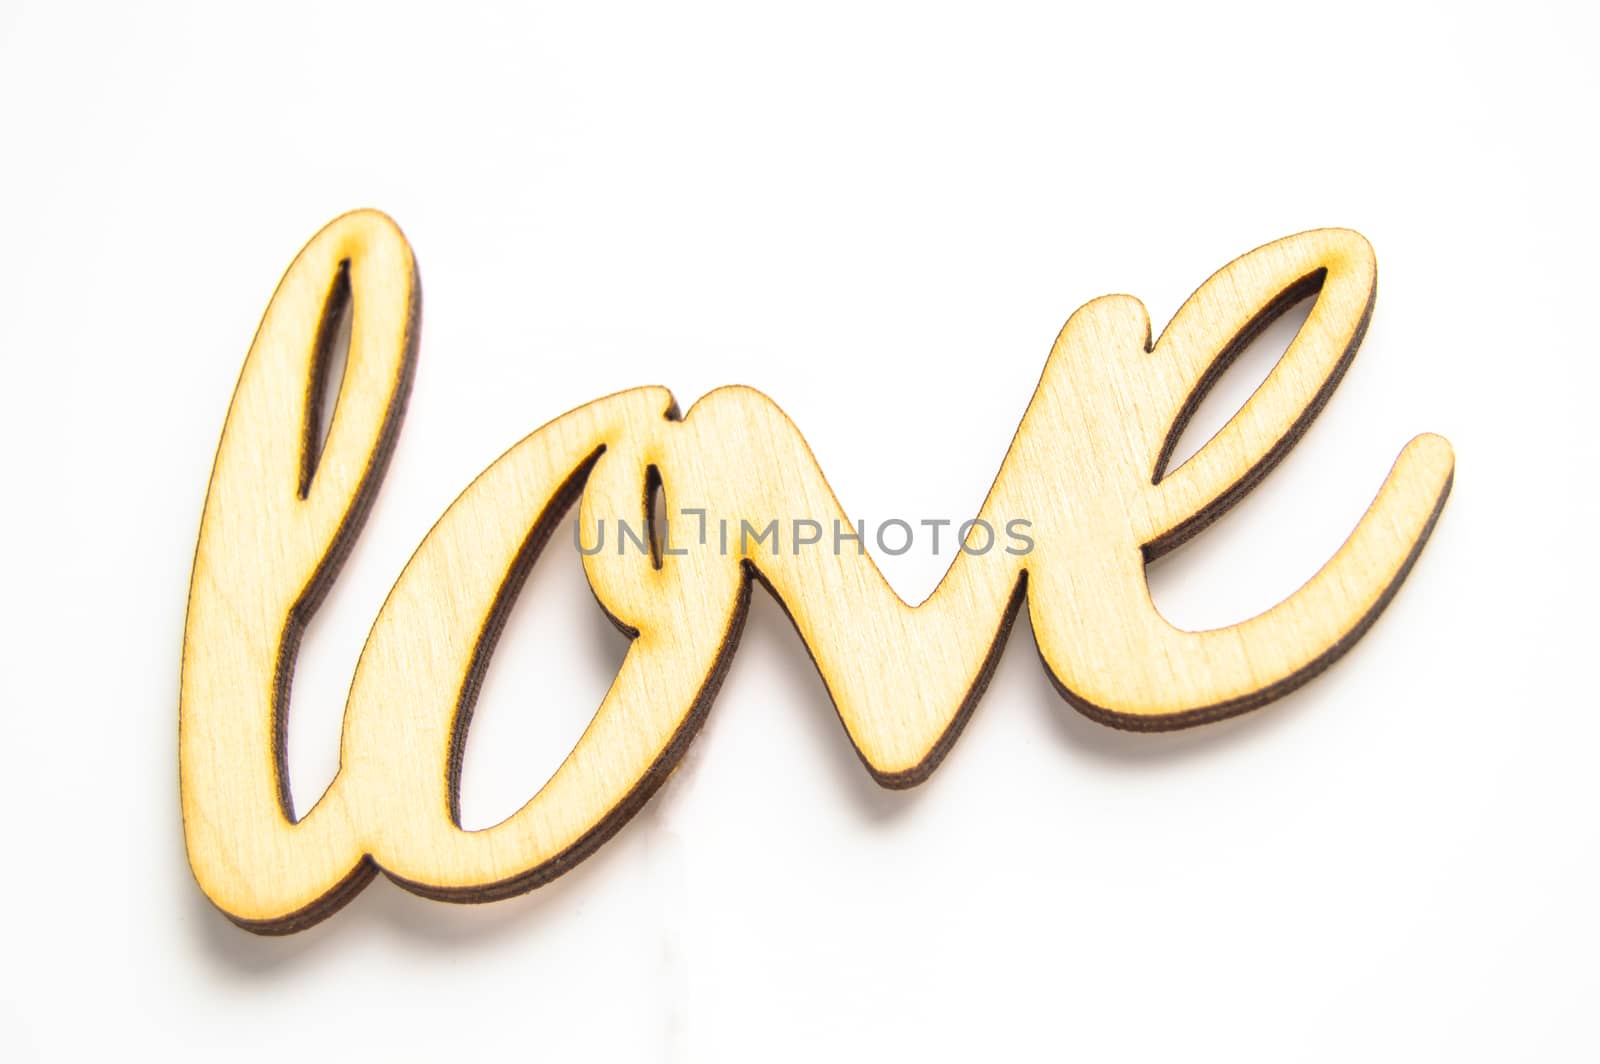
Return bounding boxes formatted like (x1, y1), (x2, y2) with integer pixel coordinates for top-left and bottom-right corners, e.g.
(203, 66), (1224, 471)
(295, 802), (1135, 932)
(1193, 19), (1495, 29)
(181, 210), (1454, 933)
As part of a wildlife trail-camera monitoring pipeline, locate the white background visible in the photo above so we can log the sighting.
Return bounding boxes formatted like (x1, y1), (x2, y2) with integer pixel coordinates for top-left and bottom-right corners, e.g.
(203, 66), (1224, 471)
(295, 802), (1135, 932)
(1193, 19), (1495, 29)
(1, 1), (1596, 1060)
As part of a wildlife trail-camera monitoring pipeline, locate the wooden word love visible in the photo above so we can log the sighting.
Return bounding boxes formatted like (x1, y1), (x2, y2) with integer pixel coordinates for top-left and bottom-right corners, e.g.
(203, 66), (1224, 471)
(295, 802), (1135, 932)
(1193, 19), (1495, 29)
(181, 211), (1453, 933)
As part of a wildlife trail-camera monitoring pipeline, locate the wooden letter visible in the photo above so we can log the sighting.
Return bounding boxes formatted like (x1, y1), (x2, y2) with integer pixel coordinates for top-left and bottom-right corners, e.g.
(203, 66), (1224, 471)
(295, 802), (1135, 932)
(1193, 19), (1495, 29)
(181, 212), (1453, 933)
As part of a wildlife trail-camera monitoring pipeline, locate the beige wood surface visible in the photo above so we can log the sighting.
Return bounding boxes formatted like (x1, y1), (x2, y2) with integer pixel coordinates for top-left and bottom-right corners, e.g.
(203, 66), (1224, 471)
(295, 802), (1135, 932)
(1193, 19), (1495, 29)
(181, 211), (1454, 933)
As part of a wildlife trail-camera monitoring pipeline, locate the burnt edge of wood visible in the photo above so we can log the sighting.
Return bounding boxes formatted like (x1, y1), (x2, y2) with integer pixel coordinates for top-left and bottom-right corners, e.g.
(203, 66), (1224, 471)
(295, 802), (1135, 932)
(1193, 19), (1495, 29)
(271, 257), (422, 826)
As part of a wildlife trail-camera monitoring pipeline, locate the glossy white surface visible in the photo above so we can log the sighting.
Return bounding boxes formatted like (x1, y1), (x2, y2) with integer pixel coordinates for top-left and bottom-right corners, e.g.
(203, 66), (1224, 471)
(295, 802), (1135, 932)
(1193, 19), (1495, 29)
(0, 1), (1593, 1059)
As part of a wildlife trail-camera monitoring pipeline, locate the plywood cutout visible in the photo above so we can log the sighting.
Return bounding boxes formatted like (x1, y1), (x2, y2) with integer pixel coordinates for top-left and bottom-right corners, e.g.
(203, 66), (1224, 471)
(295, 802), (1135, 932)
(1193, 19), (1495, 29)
(181, 211), (1453, 933)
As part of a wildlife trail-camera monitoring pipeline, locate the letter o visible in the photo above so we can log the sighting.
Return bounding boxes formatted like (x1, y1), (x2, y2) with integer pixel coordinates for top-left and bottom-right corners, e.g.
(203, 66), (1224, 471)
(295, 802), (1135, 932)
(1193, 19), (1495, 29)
(958, 518), (995, 555)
